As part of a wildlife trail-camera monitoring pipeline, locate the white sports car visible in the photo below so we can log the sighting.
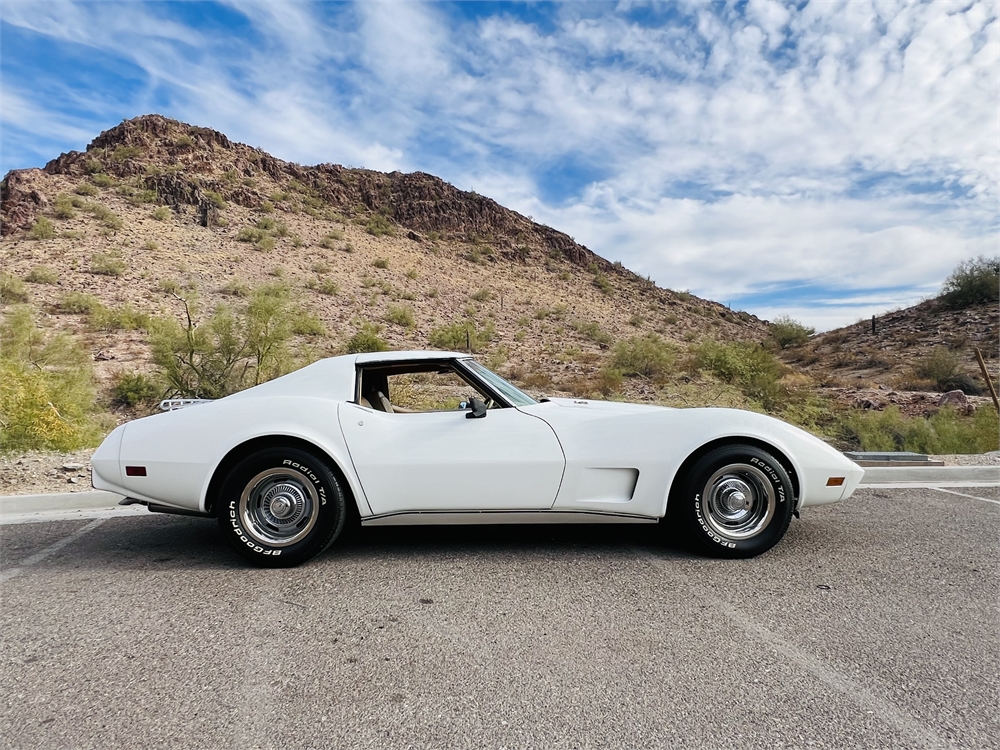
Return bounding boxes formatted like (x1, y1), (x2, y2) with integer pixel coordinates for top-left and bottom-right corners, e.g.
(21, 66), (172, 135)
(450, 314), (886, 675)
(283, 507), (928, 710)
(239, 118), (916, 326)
(91, 351), (864, 566)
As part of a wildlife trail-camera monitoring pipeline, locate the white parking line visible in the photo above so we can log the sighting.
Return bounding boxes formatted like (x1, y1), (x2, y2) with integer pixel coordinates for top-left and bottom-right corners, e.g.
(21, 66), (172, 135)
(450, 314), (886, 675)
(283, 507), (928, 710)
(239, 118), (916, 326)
(0, 505), (150, 526)
(0, 518), (106, 584)
(929, 487), (1000, 505)
(640, 550), (955, 750)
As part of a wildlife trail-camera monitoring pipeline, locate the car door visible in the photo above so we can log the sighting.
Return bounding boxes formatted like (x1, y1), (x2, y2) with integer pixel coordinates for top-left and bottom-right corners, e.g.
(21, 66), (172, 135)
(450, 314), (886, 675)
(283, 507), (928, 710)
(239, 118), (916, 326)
(339, 402), (565, 516)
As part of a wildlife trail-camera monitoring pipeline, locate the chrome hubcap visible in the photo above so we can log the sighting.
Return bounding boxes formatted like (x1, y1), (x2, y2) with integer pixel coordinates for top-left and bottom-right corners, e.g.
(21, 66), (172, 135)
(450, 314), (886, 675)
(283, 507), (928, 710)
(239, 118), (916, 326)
(239, 468), (319, 547)
(701, 463), (775, 541)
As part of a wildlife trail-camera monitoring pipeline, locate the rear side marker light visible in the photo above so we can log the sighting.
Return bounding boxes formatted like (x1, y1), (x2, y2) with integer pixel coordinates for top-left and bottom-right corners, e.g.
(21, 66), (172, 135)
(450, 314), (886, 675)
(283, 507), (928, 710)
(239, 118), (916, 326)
(125, 466), (147, 477)
(826, 477), (845, 487)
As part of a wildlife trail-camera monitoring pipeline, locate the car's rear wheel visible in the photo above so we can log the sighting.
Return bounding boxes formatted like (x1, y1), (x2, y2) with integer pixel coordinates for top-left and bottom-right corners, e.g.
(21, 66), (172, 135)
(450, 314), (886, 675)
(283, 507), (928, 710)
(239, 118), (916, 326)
(672, 444), (794, 558)
(218, 447), (346, 567)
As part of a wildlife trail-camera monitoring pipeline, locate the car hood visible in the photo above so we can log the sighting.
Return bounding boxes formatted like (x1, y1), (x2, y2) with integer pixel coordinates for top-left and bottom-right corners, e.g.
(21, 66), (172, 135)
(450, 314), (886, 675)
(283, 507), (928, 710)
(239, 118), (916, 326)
(526, 397), (672, 415)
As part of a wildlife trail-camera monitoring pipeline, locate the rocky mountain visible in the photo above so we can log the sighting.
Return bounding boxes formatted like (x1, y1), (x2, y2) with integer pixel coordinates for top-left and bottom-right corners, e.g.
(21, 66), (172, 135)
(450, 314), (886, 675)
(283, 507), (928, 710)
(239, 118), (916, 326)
(1, 114), (766, 400)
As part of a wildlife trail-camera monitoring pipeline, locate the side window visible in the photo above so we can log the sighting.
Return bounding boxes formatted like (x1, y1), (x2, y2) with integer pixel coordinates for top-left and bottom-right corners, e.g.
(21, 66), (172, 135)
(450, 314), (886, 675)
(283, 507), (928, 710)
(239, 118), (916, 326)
(358, 364), (495, 413)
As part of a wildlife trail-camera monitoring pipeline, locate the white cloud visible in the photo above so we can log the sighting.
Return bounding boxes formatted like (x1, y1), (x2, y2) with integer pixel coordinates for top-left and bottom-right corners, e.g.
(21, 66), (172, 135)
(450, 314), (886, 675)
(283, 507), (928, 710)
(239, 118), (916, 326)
(1, 0), (996, 331)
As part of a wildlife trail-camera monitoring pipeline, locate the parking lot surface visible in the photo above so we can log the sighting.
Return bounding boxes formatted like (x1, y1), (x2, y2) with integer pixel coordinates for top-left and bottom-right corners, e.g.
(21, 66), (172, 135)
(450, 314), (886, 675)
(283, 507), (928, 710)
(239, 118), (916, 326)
(1, 486), (997, 749)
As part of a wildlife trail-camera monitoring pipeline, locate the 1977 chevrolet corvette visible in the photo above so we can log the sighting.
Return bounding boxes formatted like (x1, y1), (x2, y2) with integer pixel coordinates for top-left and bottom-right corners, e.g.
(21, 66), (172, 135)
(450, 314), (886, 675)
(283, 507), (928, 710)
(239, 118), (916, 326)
(91, 351), (863, 566)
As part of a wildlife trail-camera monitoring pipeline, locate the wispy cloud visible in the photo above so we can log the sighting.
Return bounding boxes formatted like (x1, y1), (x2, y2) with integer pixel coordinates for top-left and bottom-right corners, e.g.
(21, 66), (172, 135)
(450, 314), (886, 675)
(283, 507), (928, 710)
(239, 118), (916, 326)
(1, 0), (995, 330)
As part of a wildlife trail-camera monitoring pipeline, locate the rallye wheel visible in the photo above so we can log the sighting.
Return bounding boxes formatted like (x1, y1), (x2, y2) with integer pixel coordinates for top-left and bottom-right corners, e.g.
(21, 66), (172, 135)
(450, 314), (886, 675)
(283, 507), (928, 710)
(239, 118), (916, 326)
(673, 444), (794, 559)
(218, 447), (346, 567)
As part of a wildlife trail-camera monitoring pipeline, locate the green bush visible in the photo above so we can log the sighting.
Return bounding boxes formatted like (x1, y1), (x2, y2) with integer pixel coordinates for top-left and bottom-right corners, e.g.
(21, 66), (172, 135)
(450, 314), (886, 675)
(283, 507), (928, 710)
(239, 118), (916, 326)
(58, 292), (101, 314)
(24, 266), (58, 285)
(572, 320), (613, 346)
(89, 303), (152, 332)
(693, 340), (786, 410)
(372, 258), (389, 269)
(593, 271), (613, 295)
(151, 206), (171, 221)
(611, 334), (677, 379)
(112, 372), (160, 407)
(470, 288), (492, 302)
(346, 321), (389, 353)
(839, 405), (999, 453)
(315, 278), (339, 296)
(940, 255), (999, 309)
(150, 283), (318, 398)
(769, 315), (815, 349)
(366, 214), (394, 237)
(915, 346), (960, 390)
(30, 217), (55, 240)
(53, 194), (76, 219)
(90, 252), (126, 276)
(429, 320), (496, 353)
(111, 145), (141, 162)
(0, 274), (29, 304)
(91, 173), (114, 187)
(385, 305), (415, 328)
(75, 183), (99, 197)
(0, 306), (106, 452)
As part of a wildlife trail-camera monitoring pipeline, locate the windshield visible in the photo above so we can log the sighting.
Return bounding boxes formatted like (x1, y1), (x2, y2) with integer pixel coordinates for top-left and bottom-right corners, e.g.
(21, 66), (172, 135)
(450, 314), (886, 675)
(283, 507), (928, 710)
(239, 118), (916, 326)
(461, 359), (538, 407)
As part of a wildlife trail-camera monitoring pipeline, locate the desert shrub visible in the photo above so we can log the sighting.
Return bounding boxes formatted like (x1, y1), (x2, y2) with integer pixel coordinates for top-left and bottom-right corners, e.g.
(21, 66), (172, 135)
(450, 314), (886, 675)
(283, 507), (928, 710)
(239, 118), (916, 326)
(366, 214), (394, 237)
(593, 271), (613, 295)
(311, 260), (332, 275)
(89, 303), (152, 332)
(0, 306), (105, 452)
(53, 194), (76, 219)
(611, 334), (677, 379)
(30, 217), (55, 240)
(693, 340), (786, 410)
(346, 321), (389, 353)
(24, 266), (58, 285)
(915, 346), (960, 390)
(769, 315), (815, 349)
(158, 279), (181, 295)
(91, 173), (114, 187)
(129, 189), (159, 205)
(372, 258), (389, 269)
(237, 227), (267, 243)
(315, 278), (339, 296)
(151, 206), (171, 221)
(173, 134), (195, 148)
(142, 240), (159, 252)
(220, 279), (250, 297)
(405, 268), (419, 280)
(112, 372), (160, 407)
(150, 283), (318, 398)
(111, 145), (141, 162)
(470, 288), (492, 302)
(90, 252), (126, 276)
(75, 183), (99, 197)
(940, 255), (1000, 309)
(0, 274), (29, 304)
(839, 405), (999, 453)
(86, 203), (122, 229)
(572, 320), (613, 346)
(58, 292), (102, 314)
(385, 305), (415, 328)
(428, 320), (495, 353)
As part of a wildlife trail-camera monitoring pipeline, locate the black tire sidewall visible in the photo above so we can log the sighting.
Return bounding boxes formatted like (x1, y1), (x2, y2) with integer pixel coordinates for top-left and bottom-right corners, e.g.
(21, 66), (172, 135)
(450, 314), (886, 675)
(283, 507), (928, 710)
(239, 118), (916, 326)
(218, 447), (345, 567)
(677, 445), (794, 559)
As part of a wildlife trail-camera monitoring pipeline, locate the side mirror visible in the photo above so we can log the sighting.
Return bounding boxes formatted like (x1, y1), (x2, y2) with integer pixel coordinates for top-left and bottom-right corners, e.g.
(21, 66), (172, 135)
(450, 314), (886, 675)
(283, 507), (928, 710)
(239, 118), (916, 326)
(466, 397), (488, 419)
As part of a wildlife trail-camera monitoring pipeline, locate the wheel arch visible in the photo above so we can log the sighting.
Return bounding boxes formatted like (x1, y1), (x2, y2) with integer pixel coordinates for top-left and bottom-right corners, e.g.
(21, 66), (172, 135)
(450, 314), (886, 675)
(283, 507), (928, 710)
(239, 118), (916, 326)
(667, 436), (800, 512)
(204, 435), (361, 521)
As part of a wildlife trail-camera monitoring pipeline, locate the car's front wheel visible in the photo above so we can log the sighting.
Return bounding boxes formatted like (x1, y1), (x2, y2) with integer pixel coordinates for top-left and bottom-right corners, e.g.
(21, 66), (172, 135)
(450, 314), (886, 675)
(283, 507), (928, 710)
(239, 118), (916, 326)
(672, 444), (794, 558)
(218, 447), (346, 567)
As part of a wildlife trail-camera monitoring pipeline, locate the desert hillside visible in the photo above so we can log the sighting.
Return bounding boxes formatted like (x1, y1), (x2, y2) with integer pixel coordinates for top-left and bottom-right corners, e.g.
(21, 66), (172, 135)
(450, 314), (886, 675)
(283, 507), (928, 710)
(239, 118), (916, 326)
(2, 114), (764, 399)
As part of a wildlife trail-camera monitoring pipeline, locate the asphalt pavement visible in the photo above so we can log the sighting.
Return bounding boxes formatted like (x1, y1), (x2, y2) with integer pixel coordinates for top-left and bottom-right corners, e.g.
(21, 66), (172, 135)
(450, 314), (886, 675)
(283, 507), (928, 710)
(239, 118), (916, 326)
(1, 485), (997, 749)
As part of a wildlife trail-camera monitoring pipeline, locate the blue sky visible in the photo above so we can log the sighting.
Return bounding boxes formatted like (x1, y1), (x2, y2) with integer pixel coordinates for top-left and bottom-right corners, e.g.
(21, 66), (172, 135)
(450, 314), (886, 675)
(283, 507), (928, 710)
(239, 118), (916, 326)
(2, 0), (997, 331)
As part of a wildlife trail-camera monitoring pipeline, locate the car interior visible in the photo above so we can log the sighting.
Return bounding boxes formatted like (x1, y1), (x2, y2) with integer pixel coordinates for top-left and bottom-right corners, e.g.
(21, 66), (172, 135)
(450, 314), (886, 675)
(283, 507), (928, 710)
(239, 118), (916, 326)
(356, 361), (498, 414)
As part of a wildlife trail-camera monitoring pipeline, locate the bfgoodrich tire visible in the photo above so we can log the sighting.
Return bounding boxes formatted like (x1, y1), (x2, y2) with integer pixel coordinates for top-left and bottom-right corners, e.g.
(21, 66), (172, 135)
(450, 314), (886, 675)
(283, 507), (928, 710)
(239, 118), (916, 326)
(673, 444), (794, 559)
(218, 447), (346, 567)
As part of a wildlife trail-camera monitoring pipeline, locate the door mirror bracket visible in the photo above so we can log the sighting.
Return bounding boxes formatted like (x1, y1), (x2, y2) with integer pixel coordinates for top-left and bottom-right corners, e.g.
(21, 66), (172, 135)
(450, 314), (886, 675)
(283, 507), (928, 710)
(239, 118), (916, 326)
(466, 397), (488, 419)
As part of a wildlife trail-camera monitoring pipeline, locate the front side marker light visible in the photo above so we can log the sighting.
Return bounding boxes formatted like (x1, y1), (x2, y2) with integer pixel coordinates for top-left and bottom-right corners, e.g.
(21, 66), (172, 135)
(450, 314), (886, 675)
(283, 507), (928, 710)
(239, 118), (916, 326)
(826, 477), (845, 487)
(125, 466), (147, 477)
